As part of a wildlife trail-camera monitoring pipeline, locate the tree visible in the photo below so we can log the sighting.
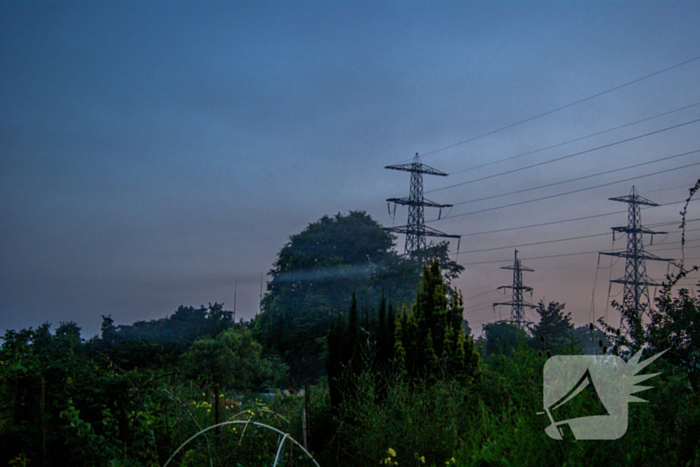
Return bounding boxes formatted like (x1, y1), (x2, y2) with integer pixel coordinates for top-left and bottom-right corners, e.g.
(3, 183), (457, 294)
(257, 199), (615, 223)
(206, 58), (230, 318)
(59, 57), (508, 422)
(255, 211), (420, 382)
(412, 241), (465, 289)
(94, 303), (236, 369)
(0, 322), (159, 466)
(181, 327), (285, 426)
(573, 324), (611, 355)
(480, 321), (528, 358)
(256, 211), (467, 382)
(530, 301), (577, 354)
(394, 258), (479, 383)
(646, 268), (700, 391)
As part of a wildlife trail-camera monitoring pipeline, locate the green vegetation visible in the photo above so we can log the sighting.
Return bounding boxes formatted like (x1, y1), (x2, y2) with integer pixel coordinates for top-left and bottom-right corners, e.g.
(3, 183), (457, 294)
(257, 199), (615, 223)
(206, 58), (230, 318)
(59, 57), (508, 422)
(254, 211), (462, 382)
(1, 209), (699, 466)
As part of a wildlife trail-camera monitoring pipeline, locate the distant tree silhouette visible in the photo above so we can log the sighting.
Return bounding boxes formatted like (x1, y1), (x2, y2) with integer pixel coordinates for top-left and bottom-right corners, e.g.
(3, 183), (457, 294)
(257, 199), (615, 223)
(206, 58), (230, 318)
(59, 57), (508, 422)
(530, 301), (577, 354)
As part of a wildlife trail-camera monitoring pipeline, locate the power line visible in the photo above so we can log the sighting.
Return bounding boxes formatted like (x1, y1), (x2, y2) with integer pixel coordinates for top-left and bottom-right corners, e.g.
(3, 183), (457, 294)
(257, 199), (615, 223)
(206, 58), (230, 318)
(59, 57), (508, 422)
(455, 210), (626, 237)
(648, 239), (700, 251)
(458, 249), (599, 266)
(456, 225), (699, 256)
(430, 161), (700, 221)
(457, 237), (700, 266)
(463, 288), (499, 301)
(466, 305), (500, 316)
(458, 232), (609, 254)
(465, 299), (501, 313)
(415, 54), (700, 159)
(451, 198), (699, 238)
(448, 149), (699, 207)
(448, 101), (700, 176)
(426, 117), (700, 194)
(455, 220), (698, 257)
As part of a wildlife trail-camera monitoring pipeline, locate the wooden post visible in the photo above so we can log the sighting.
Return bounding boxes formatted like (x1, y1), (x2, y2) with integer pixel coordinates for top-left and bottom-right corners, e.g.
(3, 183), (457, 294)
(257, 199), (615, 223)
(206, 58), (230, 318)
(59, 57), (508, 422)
(303, 380), (310, 448)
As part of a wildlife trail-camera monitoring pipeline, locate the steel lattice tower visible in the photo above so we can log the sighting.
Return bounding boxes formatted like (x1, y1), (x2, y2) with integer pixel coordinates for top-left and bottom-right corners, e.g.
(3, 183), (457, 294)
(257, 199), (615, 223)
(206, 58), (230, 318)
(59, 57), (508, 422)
(493, 250), (536, 329)
(600, 186), (673, 338)
(385, 153), (460, 256)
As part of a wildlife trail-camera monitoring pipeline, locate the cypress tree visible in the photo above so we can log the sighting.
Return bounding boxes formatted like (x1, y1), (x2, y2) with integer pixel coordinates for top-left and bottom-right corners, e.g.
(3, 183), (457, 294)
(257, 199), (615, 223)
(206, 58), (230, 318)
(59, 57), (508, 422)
(396, 257), (480, 383)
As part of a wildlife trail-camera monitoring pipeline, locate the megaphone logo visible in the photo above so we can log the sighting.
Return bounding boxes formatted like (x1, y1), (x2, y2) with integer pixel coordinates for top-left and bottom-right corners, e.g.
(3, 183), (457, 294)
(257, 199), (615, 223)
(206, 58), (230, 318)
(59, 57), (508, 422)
(541, 349), (666, 440)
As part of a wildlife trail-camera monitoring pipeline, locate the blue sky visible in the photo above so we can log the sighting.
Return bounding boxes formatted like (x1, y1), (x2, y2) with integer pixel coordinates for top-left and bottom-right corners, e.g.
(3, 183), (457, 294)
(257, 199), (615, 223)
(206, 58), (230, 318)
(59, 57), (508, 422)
(2, 1), (699, 336)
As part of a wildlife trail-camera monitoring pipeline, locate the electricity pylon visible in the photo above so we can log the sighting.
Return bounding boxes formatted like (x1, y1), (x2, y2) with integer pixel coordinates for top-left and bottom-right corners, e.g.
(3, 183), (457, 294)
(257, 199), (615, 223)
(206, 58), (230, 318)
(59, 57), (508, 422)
(385, 153), (460, 257)
(600, 186), (673, 340)
(493, 249), (536, 330)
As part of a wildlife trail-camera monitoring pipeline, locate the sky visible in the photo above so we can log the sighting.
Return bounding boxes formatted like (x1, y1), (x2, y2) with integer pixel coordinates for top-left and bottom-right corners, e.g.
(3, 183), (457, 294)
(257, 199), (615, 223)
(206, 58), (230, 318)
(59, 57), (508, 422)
(2, 0), (700, 338)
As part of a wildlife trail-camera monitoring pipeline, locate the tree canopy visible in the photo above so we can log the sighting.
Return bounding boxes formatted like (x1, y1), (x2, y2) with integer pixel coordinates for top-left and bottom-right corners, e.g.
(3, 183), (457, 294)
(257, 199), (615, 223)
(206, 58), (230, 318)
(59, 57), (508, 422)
(394, 258), (480, 383)
(254, 211), (420, 381)
(255, 211), (466, 382)
(529, 300), (577, 354)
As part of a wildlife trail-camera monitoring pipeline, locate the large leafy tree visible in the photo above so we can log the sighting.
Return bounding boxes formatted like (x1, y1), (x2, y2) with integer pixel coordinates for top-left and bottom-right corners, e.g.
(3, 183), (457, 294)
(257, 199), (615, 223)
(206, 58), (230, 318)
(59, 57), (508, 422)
(255, 211), (420, 381)
(256, 211), (465, 382)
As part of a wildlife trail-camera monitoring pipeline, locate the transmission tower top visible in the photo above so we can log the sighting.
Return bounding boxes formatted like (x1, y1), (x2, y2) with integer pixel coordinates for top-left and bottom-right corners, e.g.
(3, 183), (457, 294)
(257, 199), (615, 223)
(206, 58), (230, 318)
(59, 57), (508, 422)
(385, 153), (460, 257)
(385, 153), (449, 177)
(493, 249), (536, 330)
(599, 186), (673, 341)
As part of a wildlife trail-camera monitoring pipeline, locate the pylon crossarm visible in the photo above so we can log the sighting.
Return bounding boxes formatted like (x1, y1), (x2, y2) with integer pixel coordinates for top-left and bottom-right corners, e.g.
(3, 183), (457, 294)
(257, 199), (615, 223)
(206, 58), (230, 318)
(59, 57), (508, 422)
(385, 163), (448, 176)
(608, 194), (658, 207)
(600, 251), (674, 262)
(386, 197), (453, 208)
(612, 226), (667, 235)
(500, 265), (535, 272)
(385, 225), (460, 239)
(497, 285), (534, 292)
(385, 153), (449, 177)
(493, 301), (537, 308)
(610, 278), (663, 286)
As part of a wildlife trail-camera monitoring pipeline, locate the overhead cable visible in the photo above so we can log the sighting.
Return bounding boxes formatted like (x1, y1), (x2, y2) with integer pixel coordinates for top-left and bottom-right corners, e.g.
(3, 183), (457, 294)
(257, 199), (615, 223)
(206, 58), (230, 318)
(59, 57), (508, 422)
(427, 118), (700, 194)
(430, 161), (700, 221)
(449, 149), (699, 207)
(415, 54), (700, 159)
(448, 101), (700, 176)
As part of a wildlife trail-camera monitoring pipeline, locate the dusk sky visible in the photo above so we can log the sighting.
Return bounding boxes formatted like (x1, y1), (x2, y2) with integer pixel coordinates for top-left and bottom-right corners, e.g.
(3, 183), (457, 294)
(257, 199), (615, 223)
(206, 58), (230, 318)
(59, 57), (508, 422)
(2, 1), (699, 338)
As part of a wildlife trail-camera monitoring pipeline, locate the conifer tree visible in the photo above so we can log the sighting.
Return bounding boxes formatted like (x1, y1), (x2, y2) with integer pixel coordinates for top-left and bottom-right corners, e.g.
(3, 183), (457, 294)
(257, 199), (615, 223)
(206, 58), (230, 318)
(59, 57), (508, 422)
(395, 257), (480, 383)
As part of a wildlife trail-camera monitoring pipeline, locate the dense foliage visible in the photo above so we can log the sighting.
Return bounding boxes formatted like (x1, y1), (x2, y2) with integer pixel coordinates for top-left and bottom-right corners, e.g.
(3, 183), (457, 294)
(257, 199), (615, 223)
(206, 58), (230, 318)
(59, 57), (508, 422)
(2, 267), (699, 466)
(326, 258), (478, 409)
(393, 258), (479, 384)
(2, 194), (699, 466)
(254, 211), (462, 382)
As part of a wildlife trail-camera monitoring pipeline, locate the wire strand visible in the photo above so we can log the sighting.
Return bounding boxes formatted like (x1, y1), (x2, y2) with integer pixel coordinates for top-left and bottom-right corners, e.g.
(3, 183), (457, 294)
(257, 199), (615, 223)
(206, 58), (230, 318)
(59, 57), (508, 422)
(429, 161), (700, 221)
(447, 101), (700, 176)
(448, 149), (699, 206)
(427, 118), (700, 194)
(414, 54), (700, 159)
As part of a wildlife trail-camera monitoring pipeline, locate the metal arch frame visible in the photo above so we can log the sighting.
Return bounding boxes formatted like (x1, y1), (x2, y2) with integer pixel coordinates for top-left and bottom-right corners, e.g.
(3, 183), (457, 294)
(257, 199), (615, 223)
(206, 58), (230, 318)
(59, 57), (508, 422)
(163, 420), (321, 467)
